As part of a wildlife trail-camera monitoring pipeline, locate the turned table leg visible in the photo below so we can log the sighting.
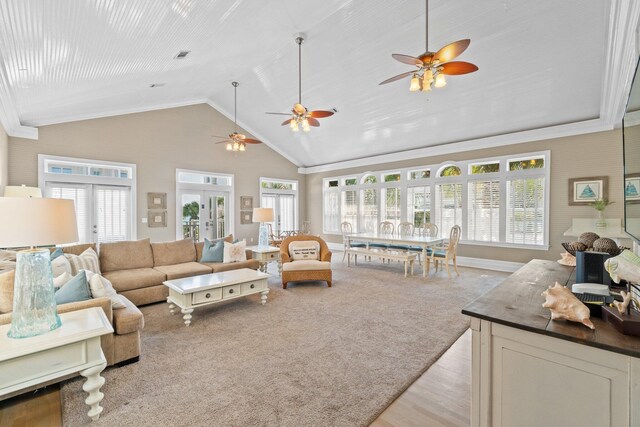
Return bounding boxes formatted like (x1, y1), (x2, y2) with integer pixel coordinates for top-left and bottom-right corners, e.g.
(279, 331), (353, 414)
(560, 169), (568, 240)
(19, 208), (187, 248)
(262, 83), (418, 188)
(181, 308), (194, 326)
(261, 289), (269, 305)
(80, 362), (107, 421)
(167, 297), (176, 315)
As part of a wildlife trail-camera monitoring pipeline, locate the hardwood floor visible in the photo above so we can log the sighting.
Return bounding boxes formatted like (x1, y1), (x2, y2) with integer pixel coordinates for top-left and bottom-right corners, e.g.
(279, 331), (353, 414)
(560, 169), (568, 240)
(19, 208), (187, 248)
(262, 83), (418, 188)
(0, 331), (472, 427)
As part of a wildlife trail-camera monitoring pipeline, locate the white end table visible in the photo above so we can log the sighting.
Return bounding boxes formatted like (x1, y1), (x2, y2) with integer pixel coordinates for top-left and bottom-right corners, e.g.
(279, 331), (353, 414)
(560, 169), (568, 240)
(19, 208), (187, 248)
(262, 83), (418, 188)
(0, 307), (113, 421)
(248, 245), (281, 275)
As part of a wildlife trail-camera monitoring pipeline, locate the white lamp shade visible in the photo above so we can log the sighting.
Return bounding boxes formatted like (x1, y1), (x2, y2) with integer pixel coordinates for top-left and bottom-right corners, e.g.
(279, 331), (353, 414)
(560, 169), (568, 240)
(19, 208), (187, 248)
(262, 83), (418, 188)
(252, 207), (274, 223)
(3, 185), (42, 198)
(0, 198), (79, 247)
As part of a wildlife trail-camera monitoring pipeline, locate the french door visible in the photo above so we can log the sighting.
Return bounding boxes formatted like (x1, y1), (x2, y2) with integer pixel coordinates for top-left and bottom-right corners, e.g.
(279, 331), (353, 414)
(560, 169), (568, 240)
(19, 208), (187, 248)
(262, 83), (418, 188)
(261, 193), (296, 235)
(179, 191), (229, 241)
(46, 182), (132, 243)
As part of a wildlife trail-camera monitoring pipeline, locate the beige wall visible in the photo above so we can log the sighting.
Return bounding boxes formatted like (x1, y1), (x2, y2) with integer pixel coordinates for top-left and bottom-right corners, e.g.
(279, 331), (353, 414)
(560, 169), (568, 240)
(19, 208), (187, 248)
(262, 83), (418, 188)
(8, 104), (305, 243)
(305, 129), (624, 264)
(0, 122), (7, 192)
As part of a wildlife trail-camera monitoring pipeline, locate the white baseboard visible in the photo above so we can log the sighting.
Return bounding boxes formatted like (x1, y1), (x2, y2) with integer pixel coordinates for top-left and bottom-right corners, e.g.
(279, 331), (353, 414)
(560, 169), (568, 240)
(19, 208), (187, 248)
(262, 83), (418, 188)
(327, 243), (523, 273)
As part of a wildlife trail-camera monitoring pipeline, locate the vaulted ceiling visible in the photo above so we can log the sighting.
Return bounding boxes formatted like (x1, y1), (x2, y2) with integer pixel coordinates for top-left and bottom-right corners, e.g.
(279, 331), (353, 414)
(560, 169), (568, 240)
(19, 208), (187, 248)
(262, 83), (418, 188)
(0, 0), (638, 171)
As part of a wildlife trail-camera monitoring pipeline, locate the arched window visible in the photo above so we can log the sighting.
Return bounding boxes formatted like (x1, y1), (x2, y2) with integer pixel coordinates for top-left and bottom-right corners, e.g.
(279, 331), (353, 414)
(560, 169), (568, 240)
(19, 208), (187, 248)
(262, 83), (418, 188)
(361, 174), (377, 184)
(439, 165), (461, 177)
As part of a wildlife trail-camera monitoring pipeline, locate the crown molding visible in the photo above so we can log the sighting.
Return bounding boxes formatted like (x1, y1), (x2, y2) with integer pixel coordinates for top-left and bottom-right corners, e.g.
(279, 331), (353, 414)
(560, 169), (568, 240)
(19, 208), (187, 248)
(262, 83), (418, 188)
(298, 118), (610, 174)
(0, 56), (38, 139)
(204, 98), (302, 167)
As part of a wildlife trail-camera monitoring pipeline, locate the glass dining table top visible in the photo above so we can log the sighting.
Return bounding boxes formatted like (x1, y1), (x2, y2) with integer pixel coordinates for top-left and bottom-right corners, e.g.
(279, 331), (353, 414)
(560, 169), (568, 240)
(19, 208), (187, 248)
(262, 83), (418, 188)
(345, 232), (442, 245)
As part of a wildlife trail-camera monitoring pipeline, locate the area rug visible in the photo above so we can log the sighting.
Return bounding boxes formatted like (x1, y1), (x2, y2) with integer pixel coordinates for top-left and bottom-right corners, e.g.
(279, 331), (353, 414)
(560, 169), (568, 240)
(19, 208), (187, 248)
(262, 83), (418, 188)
(61, 259), (508, 426)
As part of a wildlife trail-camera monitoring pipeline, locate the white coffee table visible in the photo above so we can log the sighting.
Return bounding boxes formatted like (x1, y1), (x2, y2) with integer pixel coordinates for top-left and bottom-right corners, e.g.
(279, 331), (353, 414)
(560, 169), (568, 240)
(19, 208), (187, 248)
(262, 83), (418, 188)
(248, 245), (281, 275)
(0, 307), (113, 421)
(164, 268), (270, 326)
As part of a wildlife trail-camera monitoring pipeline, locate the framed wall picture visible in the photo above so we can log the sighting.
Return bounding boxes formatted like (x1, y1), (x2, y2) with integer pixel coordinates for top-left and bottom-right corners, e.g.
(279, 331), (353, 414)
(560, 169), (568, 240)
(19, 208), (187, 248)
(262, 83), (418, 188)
(240, 196), (253, 211)
(148, 210), (167, 227)
(240, 211), (253, 225)
(568, 176), (608, 205)
(147, 192), (167, 209)
(625, 173), (640, 204)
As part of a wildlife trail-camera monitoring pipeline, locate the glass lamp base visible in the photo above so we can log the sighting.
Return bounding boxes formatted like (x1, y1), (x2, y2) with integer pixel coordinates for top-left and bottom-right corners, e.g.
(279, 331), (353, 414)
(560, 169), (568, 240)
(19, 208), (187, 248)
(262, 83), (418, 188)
(258, 223), (269, 248)
(8, 249), (61, 339)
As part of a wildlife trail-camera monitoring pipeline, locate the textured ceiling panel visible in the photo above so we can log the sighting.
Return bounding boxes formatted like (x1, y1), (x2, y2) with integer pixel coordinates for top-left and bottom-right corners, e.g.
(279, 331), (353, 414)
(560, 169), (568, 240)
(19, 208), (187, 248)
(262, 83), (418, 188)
(0, 0), (609, 166)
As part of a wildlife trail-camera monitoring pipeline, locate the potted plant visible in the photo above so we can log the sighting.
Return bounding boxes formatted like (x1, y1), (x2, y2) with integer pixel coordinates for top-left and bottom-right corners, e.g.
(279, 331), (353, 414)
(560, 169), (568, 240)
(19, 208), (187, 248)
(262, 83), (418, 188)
(592, 198), (614, 229)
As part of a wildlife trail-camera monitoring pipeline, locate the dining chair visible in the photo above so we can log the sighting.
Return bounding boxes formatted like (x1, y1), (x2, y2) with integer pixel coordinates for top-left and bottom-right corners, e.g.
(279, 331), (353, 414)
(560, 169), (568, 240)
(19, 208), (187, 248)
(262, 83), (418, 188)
(430, 225), (461, 279)
(341, 221), (365, 261)
(379, 221), (395, 234)
(267, 223), (284, 247)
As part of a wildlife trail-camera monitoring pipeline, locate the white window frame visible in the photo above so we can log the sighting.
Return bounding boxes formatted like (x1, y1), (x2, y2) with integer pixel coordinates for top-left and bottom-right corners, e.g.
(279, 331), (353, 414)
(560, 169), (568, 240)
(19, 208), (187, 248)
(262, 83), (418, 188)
(259, 177), (299, 232)
(175, 168), (234, 240)
(38, 154), (137, 241)
(321, 150), (550, 250)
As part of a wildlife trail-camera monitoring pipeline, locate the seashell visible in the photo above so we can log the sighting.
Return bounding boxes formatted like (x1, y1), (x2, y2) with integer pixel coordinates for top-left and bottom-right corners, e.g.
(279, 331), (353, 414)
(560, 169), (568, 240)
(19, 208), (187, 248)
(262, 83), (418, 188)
(613, 291), (632, 315)
(579, 232), (600, 248)
(593, 237), (620, 256)
(557, 252), (576, 267)
(542, 282), (595, 329)
(605, 249), (640, 284)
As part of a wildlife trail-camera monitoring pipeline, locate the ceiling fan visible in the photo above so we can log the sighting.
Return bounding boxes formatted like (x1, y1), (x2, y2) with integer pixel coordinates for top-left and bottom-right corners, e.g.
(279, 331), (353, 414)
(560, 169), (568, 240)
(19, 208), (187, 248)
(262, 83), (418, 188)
(266, 36), (334, 132)
(213, 81), (262, 152)
(379, 0), (478, 92)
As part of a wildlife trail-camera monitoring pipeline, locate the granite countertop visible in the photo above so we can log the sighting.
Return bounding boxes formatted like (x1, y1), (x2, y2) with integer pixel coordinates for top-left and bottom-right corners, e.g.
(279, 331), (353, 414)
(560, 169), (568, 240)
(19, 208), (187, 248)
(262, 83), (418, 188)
(462, 259), (640, 358)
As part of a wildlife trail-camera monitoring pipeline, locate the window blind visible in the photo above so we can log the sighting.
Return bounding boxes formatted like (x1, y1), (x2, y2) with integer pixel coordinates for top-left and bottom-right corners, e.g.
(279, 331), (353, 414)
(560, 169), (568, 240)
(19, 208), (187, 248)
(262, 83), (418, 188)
(506, 177), (545, 245)
(407, 186), (431, 228)
(94, 186), (130, 243)
(341, 190), (358, 230)
(360, 188), (378, 232)
(46, 182), (89, 244)
(468, 180), (500, 242)
(435, 183), (462, 236)
(323, 191), (340, 233)
(382, 187), (401, 228)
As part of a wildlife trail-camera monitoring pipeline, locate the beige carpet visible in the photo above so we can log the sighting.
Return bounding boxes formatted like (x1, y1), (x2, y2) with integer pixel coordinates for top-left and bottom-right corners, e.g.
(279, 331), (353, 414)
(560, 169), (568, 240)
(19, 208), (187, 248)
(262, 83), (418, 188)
(61, 258), (508, 426)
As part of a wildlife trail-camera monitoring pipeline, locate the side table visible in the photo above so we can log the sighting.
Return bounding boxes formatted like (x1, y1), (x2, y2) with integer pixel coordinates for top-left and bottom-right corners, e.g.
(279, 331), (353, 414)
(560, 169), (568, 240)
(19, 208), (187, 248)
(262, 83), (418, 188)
(0, 307), (114, 421)
(249, 246), (282, 275)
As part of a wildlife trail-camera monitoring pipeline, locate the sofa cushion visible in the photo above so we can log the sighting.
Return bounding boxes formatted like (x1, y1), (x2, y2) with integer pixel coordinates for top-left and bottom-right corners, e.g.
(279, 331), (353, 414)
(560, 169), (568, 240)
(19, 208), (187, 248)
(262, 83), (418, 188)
(200, 238), (225, 263)
(282, 260), (331, 272)
(55, 271), (92, 305)
(195, 235), (234, 261)
(100, 239), (154, 272)
(0, 269), (15, 314)
(102, 267), (167, 292)
(112, 295), (144, 335)
(202, 259), (259, 273)
(151, 239), (197, 267)
(51, 254), (72, 277)
(153, 262), (212, 280)
(66, 248), (101, 275)
(223, 240), (247, 263)
(61, 243), (98, 256)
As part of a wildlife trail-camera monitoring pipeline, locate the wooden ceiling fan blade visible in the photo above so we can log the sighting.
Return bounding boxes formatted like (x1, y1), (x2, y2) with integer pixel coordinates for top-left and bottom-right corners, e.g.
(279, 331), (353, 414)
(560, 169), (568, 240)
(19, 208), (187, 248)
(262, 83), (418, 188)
(266, 112), (291, 116)
(281, 119), (292, 126)
(212, 135), (230, 139)
(434, 39), (470, 63)
(215, 140), (232, 144)
(391, 54), (423, 67)
(307, 117), (320, 127)
(379, 71), (414, 85)
(308, 110), (334, 118)
(243, 139), (262, 144)
(440, 61), (479, 75)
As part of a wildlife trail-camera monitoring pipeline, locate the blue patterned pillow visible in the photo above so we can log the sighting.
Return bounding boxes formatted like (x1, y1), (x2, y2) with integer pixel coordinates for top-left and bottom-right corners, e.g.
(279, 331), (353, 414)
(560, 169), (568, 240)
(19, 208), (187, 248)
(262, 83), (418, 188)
(200, 238), (224, 263)
(55, 271), (91, 304)
(50, 248), (64, 260)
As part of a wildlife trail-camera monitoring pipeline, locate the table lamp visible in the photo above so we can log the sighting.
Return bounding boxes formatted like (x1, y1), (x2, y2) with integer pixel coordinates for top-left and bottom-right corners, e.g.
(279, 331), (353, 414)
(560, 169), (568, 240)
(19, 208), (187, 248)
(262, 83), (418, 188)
(0, 197), (78, 338)
(253, 207), (274, 248)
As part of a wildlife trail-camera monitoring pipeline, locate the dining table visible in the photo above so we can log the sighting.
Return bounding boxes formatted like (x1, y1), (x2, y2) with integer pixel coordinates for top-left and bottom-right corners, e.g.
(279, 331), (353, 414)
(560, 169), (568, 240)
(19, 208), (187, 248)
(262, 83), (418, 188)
(345, 231), (444, 278)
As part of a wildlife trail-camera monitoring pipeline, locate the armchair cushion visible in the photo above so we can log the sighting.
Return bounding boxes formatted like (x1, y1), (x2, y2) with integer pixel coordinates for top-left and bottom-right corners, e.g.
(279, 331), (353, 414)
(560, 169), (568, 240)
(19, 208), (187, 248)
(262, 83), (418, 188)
(282, 260), (331, 272)
(288, 240), (320, 261)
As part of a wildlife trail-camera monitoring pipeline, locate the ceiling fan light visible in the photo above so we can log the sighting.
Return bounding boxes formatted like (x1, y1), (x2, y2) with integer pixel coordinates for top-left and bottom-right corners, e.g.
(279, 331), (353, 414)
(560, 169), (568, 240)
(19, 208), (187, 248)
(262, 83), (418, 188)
(239, 143), (246, 152)
(291, 122), (299, 132)
(289, 119), (296, 129)
(423, 69), (434, 84)
(421, 81), (432, 92)
(434, 73), (447, 88)
(233, 141), (240, 151)
(226, 142), (233, 151)
(409, 75), (420, 92)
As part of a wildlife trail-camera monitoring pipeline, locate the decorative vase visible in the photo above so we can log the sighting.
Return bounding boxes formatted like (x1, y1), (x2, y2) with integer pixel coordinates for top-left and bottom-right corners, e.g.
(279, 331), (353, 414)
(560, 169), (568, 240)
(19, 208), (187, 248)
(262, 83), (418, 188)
(8, 249), (61, 339)
(595, 210), (607, 230)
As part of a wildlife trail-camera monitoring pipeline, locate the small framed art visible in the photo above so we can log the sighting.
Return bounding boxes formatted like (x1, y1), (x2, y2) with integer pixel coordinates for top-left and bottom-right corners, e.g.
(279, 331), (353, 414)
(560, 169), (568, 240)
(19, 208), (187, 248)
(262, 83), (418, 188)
(240, 196), (253, 210)
(625, 173), (640, 204)
(568, 176), (608, 206)
(147, 192), (167, 209)
(240, 211), (253, 225)
(148, 210), (167, 227)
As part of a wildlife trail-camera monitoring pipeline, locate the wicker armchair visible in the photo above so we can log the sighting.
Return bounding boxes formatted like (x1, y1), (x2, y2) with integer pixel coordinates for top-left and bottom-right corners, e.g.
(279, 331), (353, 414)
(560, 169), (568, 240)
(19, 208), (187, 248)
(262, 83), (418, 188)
(280, 235), (332, 289)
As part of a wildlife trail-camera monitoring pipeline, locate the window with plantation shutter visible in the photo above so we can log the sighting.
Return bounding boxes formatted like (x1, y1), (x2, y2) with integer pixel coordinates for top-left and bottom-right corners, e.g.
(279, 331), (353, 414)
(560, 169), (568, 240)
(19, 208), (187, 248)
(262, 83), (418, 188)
(360, 188), (377, 232)
(323, 191), (340, 233)
(407, 186), (431, 227)
(468, 180), (500, 242)
(435, 183), (462, 235)
(381, 187), (401, 229)
(94, 186), (131, 243)
(341, 190), (358, 230)
(506, 177), (545, 245)
(46, 182), (90, 244)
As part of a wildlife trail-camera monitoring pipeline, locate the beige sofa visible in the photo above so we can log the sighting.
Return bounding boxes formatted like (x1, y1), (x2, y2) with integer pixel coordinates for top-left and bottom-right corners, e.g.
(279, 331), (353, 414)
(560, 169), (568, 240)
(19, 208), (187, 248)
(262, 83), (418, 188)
(100, 236), (260, 306)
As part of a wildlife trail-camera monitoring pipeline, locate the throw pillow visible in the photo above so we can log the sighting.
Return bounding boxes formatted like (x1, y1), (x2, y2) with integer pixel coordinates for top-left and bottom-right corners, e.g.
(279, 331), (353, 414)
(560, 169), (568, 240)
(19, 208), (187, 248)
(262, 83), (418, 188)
(54, 271), (91, 305)
(66, 248), (101, 275)
(53, 272), (73, 288)
(84, 270), (126, 309)
(51, 254), (72, 277)
(50, 248), (64, 260)
(200, 238), (225, 263)
(223, 240), (247, 263)
(0, 269), (15, 314)
(289, 240), (321, 261)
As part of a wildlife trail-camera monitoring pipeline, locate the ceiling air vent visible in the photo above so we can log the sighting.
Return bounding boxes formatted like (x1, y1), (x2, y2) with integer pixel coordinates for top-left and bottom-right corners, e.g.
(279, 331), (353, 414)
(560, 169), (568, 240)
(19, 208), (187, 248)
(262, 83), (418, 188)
(174, 51), (191, 59)
(149, 83), (165, 88)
